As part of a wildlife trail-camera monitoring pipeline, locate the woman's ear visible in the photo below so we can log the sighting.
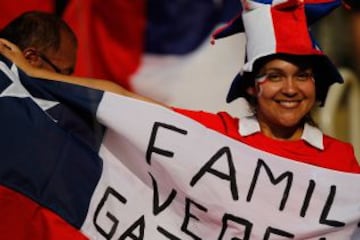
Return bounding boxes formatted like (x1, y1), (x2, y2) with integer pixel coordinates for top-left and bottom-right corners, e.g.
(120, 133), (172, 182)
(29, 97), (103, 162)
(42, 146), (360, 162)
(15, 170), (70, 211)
(23, 48), (42, 67)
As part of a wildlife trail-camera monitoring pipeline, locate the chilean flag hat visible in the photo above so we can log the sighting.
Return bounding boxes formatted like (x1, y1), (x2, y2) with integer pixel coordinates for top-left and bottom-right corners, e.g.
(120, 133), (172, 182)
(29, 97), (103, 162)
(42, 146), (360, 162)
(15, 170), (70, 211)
(213, 0), (346, 105)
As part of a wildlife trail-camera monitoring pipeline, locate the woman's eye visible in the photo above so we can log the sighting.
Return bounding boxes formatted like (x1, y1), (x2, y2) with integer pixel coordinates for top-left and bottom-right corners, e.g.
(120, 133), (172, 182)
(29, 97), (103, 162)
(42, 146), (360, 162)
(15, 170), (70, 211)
(266, 73), (282, 81)
(296, 72), (313, 81)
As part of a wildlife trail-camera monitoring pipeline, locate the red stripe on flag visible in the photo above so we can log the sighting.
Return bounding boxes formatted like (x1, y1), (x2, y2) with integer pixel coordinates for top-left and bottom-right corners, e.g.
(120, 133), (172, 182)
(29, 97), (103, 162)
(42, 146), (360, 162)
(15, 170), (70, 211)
(0, 185), (88, 240)
(63, 0), (146, 90)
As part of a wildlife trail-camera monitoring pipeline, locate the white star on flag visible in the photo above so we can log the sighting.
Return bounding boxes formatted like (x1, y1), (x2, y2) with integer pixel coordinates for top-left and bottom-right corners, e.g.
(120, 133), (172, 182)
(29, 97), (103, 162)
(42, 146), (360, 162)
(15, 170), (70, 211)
(0, 62), (59, 111)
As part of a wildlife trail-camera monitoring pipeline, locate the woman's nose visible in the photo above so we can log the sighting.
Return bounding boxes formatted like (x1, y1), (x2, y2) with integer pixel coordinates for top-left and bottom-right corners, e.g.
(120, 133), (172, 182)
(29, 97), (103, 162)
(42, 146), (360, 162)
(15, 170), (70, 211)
(281, 78), (298, 95)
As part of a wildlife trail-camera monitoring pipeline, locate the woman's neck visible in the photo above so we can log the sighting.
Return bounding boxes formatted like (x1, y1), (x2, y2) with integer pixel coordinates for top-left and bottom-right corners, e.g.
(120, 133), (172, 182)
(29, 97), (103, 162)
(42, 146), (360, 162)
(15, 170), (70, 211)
(258, 121), (304, 141)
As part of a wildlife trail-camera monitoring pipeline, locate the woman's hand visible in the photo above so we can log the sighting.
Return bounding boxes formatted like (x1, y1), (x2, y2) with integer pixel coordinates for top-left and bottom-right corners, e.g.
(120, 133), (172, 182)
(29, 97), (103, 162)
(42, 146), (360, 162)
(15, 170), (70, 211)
(0, 38), (38, 76)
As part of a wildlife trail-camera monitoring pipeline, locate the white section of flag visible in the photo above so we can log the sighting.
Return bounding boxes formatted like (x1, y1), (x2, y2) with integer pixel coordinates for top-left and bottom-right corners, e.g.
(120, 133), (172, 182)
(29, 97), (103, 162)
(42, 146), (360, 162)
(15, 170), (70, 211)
(131, 31), (251, 118)
(81, 92), (360, 239)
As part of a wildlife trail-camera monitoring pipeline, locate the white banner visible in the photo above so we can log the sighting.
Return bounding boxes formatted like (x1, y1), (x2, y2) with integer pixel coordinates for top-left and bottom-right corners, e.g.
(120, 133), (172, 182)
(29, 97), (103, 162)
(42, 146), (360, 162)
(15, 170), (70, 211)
(82, 92), (360, 239)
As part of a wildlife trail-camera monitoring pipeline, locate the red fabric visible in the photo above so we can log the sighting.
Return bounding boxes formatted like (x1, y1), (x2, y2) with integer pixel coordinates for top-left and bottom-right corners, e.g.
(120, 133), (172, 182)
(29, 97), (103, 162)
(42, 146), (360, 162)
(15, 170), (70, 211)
(0, 0), (54, 29)
(304, 0), (336, 3)
(0, 186), (88, 240)
(174, 108), (360, 173)
(272, 5), (322, 56)
(63, 0), (146, 90)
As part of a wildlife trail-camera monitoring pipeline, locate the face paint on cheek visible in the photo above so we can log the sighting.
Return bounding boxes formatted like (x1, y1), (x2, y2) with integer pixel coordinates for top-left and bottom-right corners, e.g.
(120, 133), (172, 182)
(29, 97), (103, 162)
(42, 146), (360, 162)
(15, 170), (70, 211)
(255, 75), (268, 97)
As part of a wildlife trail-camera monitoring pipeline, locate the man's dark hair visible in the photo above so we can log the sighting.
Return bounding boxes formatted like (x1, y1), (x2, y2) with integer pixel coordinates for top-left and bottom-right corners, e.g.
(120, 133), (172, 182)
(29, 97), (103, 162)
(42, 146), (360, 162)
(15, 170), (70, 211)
(0, 11), (77, 53)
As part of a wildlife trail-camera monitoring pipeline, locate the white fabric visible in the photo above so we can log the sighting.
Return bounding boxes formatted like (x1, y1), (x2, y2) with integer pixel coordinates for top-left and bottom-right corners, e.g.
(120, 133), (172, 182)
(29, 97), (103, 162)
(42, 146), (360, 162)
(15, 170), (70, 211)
(131, 29), (248, 118)
(242, 5), (276, 73)
(80, 93), (360, 239)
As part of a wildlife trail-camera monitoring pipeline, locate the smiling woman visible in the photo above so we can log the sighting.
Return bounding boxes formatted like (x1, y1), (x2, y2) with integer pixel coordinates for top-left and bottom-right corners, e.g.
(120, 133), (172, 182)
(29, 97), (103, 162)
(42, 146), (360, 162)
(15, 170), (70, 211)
(247, 57), (317, 140)
(173, 2), (360, 173)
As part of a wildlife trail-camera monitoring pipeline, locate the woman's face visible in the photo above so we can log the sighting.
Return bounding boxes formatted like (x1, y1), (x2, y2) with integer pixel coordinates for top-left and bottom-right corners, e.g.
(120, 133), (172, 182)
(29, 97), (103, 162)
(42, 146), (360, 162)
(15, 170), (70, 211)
(248, 58), (316, 130)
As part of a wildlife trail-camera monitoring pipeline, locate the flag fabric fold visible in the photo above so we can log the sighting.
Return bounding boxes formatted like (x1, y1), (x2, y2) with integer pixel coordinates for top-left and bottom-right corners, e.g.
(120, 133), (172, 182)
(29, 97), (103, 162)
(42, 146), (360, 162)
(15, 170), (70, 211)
(63, 0), (246, 115)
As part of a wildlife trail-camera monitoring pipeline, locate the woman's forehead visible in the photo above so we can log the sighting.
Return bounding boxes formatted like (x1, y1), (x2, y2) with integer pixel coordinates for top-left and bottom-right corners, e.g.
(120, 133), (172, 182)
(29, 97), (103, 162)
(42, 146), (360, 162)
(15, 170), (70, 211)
(260, 57), (314, 72)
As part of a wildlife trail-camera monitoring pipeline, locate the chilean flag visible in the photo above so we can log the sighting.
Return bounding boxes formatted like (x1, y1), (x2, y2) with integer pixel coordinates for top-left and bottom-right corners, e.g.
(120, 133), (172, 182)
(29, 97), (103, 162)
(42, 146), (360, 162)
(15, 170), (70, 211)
(0, 57), (359, 239)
